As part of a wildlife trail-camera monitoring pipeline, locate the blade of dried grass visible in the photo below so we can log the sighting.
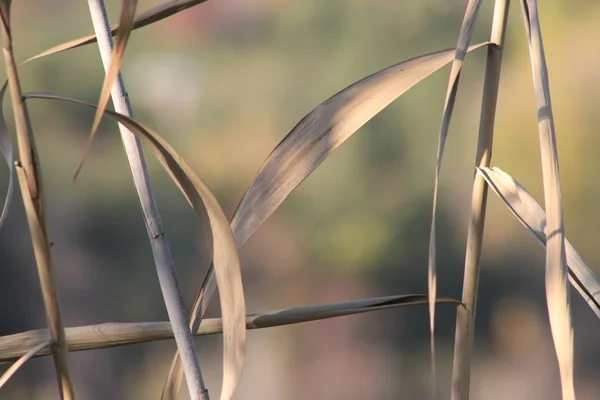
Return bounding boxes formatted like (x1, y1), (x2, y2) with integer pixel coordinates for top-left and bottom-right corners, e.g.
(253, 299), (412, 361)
(0, 339), (51, 388)
(427, 1), (483, 391)
(0, 82), (14, 231)
(479, 167), (600, 318)
(161, 42), (490, 400)
(519, 1), (574, 398)
(24, 0), (207, 64)
(24, 92), (246, 400)
(85, 0), (210, 398)
(0, 295), (461, 363)
(74, 0), (137, 181)
(0, 6), (74, 399)
(451, 1), (510, 399)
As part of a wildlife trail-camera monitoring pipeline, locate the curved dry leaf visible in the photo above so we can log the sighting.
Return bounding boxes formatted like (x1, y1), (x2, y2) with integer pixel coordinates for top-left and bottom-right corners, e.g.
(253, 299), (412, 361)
(0, 82), (14, 231)
(74, 0), (138, 181)
(0, 294), (461, 363)
(208, 43), (490, 329)
(160, 42), (491, 399)
(0, 339), (50, 388)
(426, 0), (483, 379)
(232, 41), (487, 249)
(24, 92), (246, 400)
(479, 167), (600, 318)
(520, 1), (574, 398)
(23, 0), (208, 64)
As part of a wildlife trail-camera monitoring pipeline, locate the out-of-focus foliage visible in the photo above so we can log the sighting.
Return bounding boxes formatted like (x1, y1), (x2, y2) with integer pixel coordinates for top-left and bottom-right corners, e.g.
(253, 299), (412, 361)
(1, 0), (599, 399)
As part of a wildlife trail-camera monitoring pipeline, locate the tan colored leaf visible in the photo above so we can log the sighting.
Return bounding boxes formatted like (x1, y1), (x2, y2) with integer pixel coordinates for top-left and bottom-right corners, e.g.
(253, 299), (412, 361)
(0, 339), (50, 388)
(0, 82), (14, 231)
(427, 1), (483, 382)
(0, 294), (461, 363)
(162, 41), (490, 400)
(520, 1), (574, 398)
(23, 0), (207, 64)
(73, 0), (138, 181)
(24, 92), (246, 400)
(480, 167), (600, 318)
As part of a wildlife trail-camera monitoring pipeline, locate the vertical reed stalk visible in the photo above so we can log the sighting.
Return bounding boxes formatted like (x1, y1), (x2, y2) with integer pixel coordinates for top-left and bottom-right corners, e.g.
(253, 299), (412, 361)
(0, 3), (75, 399)
(451, 1), (510, 399)
(86, 1), (208, 398)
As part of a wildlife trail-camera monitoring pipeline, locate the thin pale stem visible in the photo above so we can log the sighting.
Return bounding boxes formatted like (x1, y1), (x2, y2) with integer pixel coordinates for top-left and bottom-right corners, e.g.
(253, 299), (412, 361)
(0, 8), (75, 400)
(0, 295), (462, 363)
(451, 1), (510, 399)
(0, 340), (51, 388)
(85, 1), (208, 399)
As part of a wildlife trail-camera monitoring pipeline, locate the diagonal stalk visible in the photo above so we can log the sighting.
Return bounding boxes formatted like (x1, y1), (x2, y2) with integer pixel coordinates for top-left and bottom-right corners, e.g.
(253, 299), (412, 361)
(0, 4), (75, 399)
(85, 1), (208, 398)
(451, 1), (510, 399)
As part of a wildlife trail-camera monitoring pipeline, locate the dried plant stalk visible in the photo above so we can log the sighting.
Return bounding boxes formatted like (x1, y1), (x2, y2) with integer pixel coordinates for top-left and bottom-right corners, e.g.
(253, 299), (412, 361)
(451, 1), (510, 399)
(86, 0), (208, 398)
(0, 3), (75, 398)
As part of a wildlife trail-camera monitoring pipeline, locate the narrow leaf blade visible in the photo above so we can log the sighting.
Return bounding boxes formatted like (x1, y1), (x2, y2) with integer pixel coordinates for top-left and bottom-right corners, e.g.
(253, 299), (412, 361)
(520, 1), (574, 398)
(0, 82), (14, 231)
(23, 0), (207, 64)
(427, 1), (483, 387)
(74, 0), (138, 181)
(0, 294), (461, 363)
(479, 167), (600, 319)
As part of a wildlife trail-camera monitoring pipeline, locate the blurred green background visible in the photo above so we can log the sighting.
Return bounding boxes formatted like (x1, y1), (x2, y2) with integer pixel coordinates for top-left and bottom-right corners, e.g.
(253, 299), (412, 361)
(1, 0), (600, 398)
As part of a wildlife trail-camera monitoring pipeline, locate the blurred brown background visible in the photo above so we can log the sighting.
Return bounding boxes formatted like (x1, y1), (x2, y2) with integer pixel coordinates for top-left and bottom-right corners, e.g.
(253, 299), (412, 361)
(1, 0), (600, 399)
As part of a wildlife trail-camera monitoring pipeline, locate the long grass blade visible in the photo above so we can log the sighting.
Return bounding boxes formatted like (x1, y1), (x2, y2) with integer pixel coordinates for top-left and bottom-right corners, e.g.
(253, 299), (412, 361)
(24, 0), (207, 64)
(0, 339), (50, 388)
(74, 0), (137, 182)
(23, 93), (247, 400)
(0, 6), (74, 399)
(427, 1), (483, 391)
(451, 1), (510, 399)
(0, 82), (14, 231)
(161, 41), (491, 400)
(0, 295), (461, 363)
(519, 1), (574, 398)
(479, 167), (600, 318)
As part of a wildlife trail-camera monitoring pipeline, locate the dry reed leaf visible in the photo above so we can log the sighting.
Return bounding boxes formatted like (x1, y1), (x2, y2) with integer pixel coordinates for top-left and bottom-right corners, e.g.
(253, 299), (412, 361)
(0, 82), (14, 231)
(24, 0), (207, 64)
(479, 167), (600, 318)
(520, 1), (574, 398)
(161, 41), (491, 400)
(23, 93), (246, 400)
(427, 0), (483, 384)
(73, 0), (137, 181)
(0, 339), (50, 388)
(0, 294), (461, 363)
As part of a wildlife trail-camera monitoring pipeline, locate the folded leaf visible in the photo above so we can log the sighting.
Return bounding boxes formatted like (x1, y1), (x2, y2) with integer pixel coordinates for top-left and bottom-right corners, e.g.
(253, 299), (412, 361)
(479, 166), (600, 319)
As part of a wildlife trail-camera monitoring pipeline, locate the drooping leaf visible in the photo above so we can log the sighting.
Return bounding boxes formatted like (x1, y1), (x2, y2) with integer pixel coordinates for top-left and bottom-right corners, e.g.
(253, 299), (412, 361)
(24, 0), (208, 64)
(0, 82), (14, 231)
(426, 1), (483, 384)
(0, 339), (50, 388)
(479, 167), (600, 318)
(519, 1), (574, 398)
(23, 92), (246, 400)
(0, 294), (461, 363)
(73, 0), (138, 181)
(161, 41), (490, 399)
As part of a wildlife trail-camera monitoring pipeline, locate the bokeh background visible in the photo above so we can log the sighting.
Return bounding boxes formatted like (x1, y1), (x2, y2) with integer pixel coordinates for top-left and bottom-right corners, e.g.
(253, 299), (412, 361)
(1, 0), (600, 399)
